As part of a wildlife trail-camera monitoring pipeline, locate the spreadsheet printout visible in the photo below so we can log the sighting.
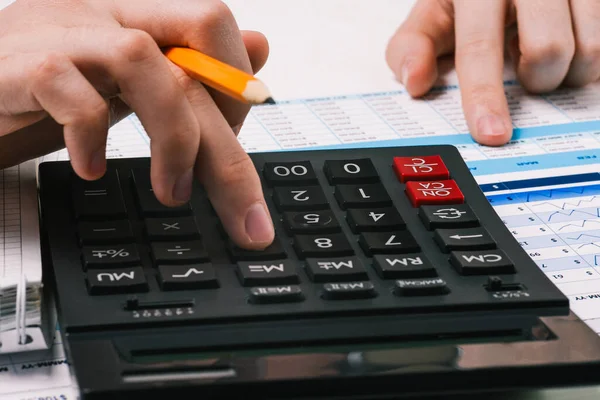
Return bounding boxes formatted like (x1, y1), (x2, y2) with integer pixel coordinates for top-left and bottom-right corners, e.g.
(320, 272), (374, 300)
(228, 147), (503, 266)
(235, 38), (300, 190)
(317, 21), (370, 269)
(2, 82), (600, 398)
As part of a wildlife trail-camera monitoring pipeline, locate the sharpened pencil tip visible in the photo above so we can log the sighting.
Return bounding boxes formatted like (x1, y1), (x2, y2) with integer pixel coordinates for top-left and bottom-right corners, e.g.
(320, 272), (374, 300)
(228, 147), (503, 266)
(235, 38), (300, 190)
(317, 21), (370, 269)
(263, 97), (276, 105)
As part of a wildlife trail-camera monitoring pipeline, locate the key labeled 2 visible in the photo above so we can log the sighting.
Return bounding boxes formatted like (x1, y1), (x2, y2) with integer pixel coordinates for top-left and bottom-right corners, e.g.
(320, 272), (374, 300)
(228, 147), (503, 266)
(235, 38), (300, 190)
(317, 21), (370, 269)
(273, 186), (328, 211)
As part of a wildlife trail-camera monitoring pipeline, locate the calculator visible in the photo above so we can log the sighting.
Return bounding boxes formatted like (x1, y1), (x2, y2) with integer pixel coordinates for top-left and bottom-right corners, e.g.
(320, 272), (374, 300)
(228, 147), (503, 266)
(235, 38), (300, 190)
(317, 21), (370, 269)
(37, 145), (600, 399)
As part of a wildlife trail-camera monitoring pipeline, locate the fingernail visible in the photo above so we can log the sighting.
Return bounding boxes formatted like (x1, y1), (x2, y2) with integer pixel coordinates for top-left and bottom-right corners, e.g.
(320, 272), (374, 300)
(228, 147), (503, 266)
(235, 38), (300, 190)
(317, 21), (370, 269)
(477, 114), (508, 137)
(172, 168), (193, 203)
(245, 202), (274, 244)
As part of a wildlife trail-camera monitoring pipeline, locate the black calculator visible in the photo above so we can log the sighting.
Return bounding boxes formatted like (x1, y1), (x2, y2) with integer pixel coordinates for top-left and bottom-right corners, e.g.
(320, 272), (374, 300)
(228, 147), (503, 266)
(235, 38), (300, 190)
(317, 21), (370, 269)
(37, 145), (600, 399)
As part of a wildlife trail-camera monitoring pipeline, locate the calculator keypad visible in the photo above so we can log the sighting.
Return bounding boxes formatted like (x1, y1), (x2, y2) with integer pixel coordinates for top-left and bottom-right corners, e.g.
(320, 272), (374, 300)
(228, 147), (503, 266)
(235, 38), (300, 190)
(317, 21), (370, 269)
(39, 146), (568, 334)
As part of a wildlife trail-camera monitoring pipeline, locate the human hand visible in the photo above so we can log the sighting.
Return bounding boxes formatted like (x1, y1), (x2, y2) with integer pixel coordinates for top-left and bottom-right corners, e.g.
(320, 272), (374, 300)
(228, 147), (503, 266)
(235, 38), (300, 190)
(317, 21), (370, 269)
(386, 0), (600, 146)
(0, 0), (275, 250)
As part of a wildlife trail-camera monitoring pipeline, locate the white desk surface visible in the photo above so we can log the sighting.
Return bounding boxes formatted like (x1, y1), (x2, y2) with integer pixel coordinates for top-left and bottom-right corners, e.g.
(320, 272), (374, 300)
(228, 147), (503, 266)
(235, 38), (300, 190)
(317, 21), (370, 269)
(1, 0), (600, 398)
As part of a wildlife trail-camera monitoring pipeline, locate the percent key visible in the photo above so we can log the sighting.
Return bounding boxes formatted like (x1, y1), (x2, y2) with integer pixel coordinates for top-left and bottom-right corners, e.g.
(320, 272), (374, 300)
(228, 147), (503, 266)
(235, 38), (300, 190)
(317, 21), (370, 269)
(81, 244), (141, 270)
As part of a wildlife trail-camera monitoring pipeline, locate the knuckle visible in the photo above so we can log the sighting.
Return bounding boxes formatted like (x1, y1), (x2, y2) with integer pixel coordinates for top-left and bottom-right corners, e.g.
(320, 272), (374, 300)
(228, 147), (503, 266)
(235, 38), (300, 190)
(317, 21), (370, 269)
(113, 29), (158, 64)
(188, 1), (236, 41)
(200, 0), (235, 28)
(456, 36), (500, 58)
(215, 150), (255, 186)
(33, 52), (70, 82)
(521, 38), (575, 67)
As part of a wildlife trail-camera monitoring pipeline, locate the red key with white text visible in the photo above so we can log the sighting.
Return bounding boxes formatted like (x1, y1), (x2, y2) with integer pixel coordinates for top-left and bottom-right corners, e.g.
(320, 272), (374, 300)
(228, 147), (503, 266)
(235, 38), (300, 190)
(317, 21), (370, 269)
(405, 180), (464, 207)
(393, 156), (450, 182)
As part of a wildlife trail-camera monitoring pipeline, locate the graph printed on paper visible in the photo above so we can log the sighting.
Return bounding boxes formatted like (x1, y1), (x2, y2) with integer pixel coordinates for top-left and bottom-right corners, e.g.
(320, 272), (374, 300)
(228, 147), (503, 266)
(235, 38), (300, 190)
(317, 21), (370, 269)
(487, 184), (600, 330)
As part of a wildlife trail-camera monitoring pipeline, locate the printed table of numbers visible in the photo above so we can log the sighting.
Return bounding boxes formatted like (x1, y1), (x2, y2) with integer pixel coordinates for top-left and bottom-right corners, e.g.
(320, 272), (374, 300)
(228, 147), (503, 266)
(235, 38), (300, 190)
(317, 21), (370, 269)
(485, 177), (600, 334)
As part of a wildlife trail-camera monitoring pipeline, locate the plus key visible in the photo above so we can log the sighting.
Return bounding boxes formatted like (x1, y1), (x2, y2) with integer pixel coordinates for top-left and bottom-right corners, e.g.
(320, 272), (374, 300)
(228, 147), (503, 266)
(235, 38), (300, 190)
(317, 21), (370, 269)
(405, 180), (464, 207)
(393, 156), (450, 182)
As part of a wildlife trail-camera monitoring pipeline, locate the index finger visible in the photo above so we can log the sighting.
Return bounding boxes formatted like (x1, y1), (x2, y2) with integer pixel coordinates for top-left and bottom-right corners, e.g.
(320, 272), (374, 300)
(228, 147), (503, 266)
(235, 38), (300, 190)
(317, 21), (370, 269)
(453, 0), (512, 146)
(111, 0), (255, 129)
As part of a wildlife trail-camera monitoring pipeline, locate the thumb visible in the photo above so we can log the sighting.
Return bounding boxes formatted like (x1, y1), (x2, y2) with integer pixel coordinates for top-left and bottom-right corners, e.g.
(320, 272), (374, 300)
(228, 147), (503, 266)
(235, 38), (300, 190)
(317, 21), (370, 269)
(386, 0), (455, 96)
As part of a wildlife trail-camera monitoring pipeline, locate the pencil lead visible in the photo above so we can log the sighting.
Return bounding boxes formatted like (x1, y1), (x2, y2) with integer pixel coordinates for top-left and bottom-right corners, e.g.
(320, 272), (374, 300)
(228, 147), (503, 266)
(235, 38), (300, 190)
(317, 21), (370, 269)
(263, 97), (276, 105)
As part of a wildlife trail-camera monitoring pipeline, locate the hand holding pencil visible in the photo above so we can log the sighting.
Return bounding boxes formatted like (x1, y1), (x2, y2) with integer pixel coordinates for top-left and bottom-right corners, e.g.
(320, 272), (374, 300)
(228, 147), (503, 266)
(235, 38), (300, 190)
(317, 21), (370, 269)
(0, 0), (275, 251)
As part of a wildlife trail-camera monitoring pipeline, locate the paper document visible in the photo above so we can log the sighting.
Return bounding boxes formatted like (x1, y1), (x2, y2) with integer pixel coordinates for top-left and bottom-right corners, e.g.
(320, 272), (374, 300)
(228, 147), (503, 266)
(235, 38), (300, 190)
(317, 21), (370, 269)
(1, 75), (599, 397)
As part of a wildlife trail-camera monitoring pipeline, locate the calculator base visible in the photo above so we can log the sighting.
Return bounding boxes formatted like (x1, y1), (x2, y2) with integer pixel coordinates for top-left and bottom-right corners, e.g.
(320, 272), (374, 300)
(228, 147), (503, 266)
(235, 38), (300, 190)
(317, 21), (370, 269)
(64, 312), (600, 399)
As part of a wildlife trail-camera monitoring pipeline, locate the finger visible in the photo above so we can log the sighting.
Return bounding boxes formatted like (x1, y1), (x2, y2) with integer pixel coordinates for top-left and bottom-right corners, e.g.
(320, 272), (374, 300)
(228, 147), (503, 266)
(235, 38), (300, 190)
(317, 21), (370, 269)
(0, 97), (132, 170)
(512, 0), (575, 92)
(167, 65), (274, 250)
(111, 0), (258, 128)
(385, 0), (455, 96)
(563, 0), (600, 87)
(454, 0), (512, 146)
(241, 30), (270, 73)
(29, 53), (110, 180)
(65, 28), (201, 206)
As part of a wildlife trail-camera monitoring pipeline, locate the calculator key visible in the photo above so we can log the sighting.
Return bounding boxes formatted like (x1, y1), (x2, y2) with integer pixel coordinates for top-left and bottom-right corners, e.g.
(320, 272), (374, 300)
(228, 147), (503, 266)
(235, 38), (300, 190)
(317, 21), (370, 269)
(346, 207), (405, 232)
(449, 250), (516, 275)
(158, 264), (219, 290)
(372, 254), (437, 279)
(358, 231), (420, 256)
(405, 180), (464, 207)
(322, 281), (376, 300)
(273, 186), (328, 211)
(293, 234), (354, 259)
(72, 170), (126, 219)
(305, 257), (368, 282)
(236, 261), (299, 286)
(145, 216), (200, 240)
(334, 183), (392, 209)
(282, 210), (341, 234)
(392, 155), (450, 183)
(394, 278), (449, 296)
(248, 285), (304, 304)
(418, 204), (479, 230)
(227, 238), (287, 261)
(263, 161), (318, 186)
(323, 159), (379, 184)
(131, 168), (192, 216)
(77, 220), (134, 245)
(81, 244), (140, 270)
(433, 228), (496, 252)
(150, 240), (209, 264)
(87, 267), (148, 295)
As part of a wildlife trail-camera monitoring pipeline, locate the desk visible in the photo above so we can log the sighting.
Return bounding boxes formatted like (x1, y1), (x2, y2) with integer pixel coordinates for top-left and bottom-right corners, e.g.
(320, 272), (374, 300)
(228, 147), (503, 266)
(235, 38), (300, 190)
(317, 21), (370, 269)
(1, 0), (600, 398)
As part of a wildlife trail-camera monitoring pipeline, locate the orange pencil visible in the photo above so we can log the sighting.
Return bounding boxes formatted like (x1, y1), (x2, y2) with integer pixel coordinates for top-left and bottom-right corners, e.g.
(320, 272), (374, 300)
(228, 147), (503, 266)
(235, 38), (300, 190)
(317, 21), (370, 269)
(164, 46), (275, 105)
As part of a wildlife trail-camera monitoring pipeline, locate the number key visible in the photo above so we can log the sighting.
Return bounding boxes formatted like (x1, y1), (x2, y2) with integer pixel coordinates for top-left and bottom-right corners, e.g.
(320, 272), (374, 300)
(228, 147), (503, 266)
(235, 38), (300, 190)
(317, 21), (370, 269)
(282, 210), (341, 234)
(334, 183), (392, 209)
(273, 186), (328, 211)
(293, 234), (354, 259)
(346, 207), (405, 232)
(263, 161), (318, 186)
(324, 159), (379, 184)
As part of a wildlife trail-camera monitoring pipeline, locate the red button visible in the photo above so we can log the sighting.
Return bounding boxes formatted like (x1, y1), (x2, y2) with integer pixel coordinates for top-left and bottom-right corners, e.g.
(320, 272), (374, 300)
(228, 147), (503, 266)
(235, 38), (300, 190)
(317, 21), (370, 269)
(405, 180), (464, 207)
(393, 156), (450, 182)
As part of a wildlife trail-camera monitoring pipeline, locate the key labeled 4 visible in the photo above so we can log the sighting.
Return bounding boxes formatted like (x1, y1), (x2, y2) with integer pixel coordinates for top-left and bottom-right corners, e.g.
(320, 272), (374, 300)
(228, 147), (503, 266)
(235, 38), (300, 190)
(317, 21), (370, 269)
(405, 179), (464, 207)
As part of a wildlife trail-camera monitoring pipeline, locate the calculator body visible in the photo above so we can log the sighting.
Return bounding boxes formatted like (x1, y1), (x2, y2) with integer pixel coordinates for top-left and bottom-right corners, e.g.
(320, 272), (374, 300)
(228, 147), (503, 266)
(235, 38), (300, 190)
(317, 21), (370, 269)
(37, 145), (600, 399)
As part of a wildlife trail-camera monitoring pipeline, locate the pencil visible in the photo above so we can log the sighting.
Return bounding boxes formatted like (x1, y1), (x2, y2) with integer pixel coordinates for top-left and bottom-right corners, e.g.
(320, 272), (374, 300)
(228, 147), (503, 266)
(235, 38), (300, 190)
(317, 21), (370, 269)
(163, 46), (275, 105)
